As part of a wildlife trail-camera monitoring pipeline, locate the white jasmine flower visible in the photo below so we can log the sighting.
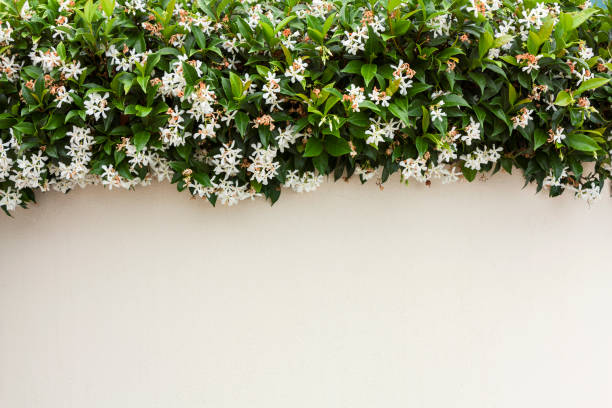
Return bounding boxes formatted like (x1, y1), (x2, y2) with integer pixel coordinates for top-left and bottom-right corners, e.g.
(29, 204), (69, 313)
(543, 167), (568, 188)
(276, 125), (302, 152)
(437, 144), (457, 163)
(368, 87), (391, 107)
(431, 90), (450, 99)
(247, 143), (280, 185)
(545, 93), (557, 112)
(60, 60), (85, 79)
(285, 58), (308, 83)
(283, 170), (324, 193)
(122, 0), (147, 15)
(461, 117), (481, 146)
(342, 27), (368, 55)
(84, 92), (111, 121)
(548, 127), (566, 143)
(365, 118), (387, 146)
(215, 178), (258, 206)
(441, 166), (462, 184)
(399, 157), (428, 181)
(430, 105), (446, 123)
(355, 165), (376, 181)
(212, 141), (243, 177)
(511, 107), (533, 129)
(518, 54), (542, 74)
(262, 71), (282, 109)
(573, 182), (601, 203)
(575, 69), (593, 86)
(195, 122), (217, 141)
(0, 55), (23, 82)
(430, 13), (454, 38)
(280, 30), (300, 51)
(0, 21), (13, 46)
(460, 145), (503, 170)
(0, 187), (21, 211)
(579, 44), (594, 60)
(346, 84), (366, 112)
(487, 48), (500, 59)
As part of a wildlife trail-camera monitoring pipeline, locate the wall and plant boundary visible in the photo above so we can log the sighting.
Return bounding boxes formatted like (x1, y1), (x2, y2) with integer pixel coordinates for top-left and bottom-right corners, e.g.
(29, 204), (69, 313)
(0, 0), (611, 215)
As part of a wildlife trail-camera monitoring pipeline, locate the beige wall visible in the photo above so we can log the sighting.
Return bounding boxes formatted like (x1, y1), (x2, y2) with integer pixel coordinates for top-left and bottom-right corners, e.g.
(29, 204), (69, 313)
(1, 174), (612, 407)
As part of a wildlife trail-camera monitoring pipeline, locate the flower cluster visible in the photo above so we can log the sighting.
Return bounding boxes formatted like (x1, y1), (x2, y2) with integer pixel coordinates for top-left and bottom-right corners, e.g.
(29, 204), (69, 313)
(0, 0), (611, 215)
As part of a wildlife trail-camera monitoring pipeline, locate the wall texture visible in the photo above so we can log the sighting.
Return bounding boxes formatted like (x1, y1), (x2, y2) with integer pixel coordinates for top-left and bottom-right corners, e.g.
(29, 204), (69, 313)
(1, 174), (612, 407)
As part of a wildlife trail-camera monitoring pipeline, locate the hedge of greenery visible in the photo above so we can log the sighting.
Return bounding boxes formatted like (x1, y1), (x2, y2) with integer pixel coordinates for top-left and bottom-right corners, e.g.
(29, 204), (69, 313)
(0, 0), (611, 213)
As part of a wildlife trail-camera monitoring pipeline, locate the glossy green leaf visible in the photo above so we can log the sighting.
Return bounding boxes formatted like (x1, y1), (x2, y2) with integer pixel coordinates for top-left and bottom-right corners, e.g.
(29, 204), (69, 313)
(361, 64), (377, 87)
(304, 137), (324, 157)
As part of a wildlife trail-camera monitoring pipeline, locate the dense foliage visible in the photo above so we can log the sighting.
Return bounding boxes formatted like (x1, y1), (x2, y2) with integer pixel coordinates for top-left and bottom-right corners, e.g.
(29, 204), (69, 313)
(0, 0), (611, 213)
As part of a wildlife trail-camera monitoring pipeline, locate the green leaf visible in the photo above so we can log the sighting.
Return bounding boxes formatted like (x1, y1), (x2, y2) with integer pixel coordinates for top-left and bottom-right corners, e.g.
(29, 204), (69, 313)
(260, 21), (275, 47)
(164, 0), (176, 25)
(114, 149), (126, 165)
(537, 19), (554, 43)
(533, 128), (546, 150)
(347, 112), (369, 127)
(527, 31), (541, 55)
(182, 62), (199, 86)
(13, 121), (35, 135)
(304, 137), (324, 157)
(134, 105), (152, 117)
(101, 0), (115, 17)
(508, 83), (517, 106)
(0, 114), (16, 129)
(134, 131), (150, 152)
(50, 128), (67, 143)
(312, 151), (328, 173)
(229, 72), (243, 99)
(144, 52), (161, 77)
(216, 0), (233, 18)
(570, 8), (598, 30)
(499, 55), (517, 66)
(554, 90), (573, 106)
(193, 172), (212, 187)
(387, 0), (402, 11)
(388, 102), (409, 125)
(405, 82), (432, 98)
(83, 0), (95, 23)
(558, 13), (573, 34)
(361, 64), (377, 87)
(42, 114), (64, 130)
(342, 60), (363, 74)
(462, 166), (477, 182)
(492, 35), (513, 49)
(274, 15), (296, 34)
(176, 144), (192, 161)
(322, 12), (336, 36)
(323, 95), (340, 114)
(468, 71), (486, 95)
(565, 134), (600, 152)
(235, 111), (249, 138)
(421, 106), (429, 132)
(192, 26), (207, 49)
(307, 28), (324, 44)
(437, 47), (464, 61)
(325, 137), (351, 157)
(478, 31), (494, 60)
(136, 75), (149, 93)
(575, 78), (610, 95)
(441, 94), (470, 108)
(415, 136), (428, 157)
(57, 42), (66, 61)
(280, 44), (293, 66)
(500, 158), (512, 174)
(393, 19), (411, 36)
